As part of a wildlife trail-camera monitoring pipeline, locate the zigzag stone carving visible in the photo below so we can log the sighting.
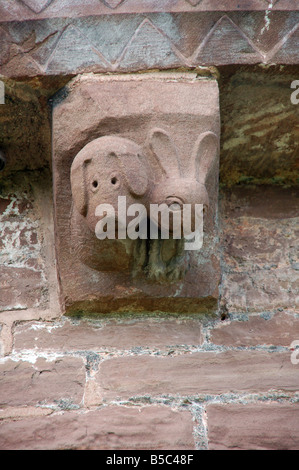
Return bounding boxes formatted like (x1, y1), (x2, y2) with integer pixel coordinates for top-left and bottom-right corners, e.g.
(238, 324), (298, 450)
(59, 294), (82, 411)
(101, 0), (126, 8)
(0, 9), (299, 77)
(0, 0), (298, 23)
(12, 0), (299, 17)
(19, 0), (54, 13)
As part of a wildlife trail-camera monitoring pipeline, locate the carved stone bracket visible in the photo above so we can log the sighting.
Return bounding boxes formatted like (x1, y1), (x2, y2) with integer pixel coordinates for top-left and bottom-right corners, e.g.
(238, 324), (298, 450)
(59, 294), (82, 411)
(52, 73), (220, 315)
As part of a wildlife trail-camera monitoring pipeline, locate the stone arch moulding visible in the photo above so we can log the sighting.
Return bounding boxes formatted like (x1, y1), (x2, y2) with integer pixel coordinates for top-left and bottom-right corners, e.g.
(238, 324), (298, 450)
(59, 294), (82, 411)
(52, 73), (220, 316)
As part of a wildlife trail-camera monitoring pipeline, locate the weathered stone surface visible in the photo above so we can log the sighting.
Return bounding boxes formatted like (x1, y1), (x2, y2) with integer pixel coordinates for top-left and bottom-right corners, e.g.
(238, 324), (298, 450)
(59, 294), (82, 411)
(0, 81), (51, 175)
(194, 15), (263, 65)
(219, 71), (299, 188)
(97, 351), (297, 400)
(0, 0), (297, 24)
(219, 186), (299, 312)
(13, 318), (203, 351)
(211, 313), (299, 347)
(0, 357), (85, 407)
(220, 186), (299, 220)
(208, 404), (299, 450)
(220, 269), (299, 312)
(53, 73), (220, 314)
(0, 167), (61, 322)
(0, 406), (195, 450)
(0, 266), (45, 311)
(0, 2), (298, 454)
(1, 11), (299, 77)
(0, 406), (52, 420)
(0, 178), (50, 312)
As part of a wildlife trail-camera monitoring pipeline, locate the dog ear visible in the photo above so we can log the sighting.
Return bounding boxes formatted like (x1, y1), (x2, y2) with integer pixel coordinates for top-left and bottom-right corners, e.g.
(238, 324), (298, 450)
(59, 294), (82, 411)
(70, 157), (91, 217)
(147, 128), (181, 182)
(191, 131), (219, 184)
(116, 151), (149, 197)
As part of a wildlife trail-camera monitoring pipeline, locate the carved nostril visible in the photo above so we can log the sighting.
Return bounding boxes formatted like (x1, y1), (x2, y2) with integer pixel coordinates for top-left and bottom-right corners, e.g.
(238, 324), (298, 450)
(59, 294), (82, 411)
(111, 177), (118, 185)
(92, 180), (98, 188)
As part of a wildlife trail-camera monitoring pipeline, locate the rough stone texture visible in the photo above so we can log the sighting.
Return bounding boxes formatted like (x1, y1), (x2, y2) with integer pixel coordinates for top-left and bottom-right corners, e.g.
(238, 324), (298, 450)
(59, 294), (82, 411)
(13, 317), (203, 351)
(220, 269), (298, 312)
(211, 312), (299, 347)
(97, 351), (297, 400)
(0, 0), (297, 24)
(1, 11), (299, 77)
(0, 168), (61, 334)
(53, 73), (220, 314)
(1, 66), (298, 184)
(0, 406), (195, 450)
(0, 357), (85, 407)
(208, 404), (299, 450)
(0, 176), (48, 312)
(219, 186), (299, 312)
(0, 80), (51, 176)
(0, 266), (45, 311)
(0, 406), (52, 420)
(219, 70), (299, 188)
(0, 62), (299, 450)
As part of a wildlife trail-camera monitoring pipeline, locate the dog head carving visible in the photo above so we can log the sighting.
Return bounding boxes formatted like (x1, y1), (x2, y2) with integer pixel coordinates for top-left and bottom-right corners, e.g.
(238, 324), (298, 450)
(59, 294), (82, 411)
(70, 136), (148, 233)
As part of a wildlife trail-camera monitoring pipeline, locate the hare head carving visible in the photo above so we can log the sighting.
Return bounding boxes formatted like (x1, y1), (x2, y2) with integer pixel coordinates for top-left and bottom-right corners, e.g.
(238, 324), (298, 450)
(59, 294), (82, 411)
(147, 128), (219, 235)
(70, 136), (149, 233)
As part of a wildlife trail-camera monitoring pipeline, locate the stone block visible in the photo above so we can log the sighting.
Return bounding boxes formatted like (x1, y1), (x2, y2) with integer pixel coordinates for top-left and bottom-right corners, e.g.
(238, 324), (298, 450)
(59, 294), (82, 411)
(0, 357), (85, 407)
(0, 406), (195, 450)
(52, 73), (220, 315)
(219, 186), (299, 312)
(210, 313), (299, 347)
(96, 350), (297, 400)
(0, 266), (45, 311)
(13, 318), (203, 351)
(0, 185), (48, 312)
(208, 404), (299, 450)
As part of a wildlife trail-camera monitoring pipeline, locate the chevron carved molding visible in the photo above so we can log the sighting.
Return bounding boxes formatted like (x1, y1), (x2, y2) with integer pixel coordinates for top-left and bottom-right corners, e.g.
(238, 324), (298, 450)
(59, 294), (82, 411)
(19, 0), (54, 13)
(0, 0), (297, 21)
(0, 8), (299, 76)
(14, 0), (299, 15)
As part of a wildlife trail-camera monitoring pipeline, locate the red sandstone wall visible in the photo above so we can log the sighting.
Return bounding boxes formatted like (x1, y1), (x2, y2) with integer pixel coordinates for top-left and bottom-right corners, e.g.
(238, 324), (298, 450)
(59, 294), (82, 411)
(0, 171), (298, 450)
(0, 1), (298, 443)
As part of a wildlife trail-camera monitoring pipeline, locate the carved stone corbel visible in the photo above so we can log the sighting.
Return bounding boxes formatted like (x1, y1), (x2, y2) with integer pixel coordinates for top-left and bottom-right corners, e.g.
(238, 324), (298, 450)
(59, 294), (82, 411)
(52, 73), (220, 315)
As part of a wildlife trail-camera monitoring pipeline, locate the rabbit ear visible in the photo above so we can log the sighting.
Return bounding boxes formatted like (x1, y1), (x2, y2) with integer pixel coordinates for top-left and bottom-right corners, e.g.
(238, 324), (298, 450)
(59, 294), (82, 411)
(116, 152), (148, 197)
(148, 128), (181, 181)
(70, 157), (91, 217)
(192, 131), (219, 184)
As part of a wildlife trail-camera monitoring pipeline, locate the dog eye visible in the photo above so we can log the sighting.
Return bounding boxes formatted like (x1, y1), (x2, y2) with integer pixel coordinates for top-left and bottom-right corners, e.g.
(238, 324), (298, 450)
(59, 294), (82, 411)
(111, 177), (118, 185)
(92, 180), (98, 188)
